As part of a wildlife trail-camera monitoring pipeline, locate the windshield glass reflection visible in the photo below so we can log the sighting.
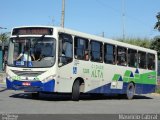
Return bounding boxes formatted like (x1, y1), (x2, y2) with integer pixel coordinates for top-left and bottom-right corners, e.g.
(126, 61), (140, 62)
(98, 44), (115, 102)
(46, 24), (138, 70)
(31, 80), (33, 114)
(8, 37), (56, 68)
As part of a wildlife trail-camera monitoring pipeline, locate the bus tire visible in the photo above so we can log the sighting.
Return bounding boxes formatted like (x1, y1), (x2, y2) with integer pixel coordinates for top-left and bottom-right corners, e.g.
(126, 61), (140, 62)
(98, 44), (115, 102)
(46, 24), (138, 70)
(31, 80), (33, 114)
(126, 83), (135, 100)
(72, 80), (80, 101)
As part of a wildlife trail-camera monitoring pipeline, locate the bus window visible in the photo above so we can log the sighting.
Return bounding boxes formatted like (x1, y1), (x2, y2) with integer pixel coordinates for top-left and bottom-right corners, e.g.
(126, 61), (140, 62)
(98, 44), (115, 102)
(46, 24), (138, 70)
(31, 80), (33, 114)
(59, 33), (73, 66)
(138, 51), (146, 69)
(104, 44), (115, 64)
(147, 53), (155, 70)
(90, 40), (103, 62)
(74, 37), (89, 61)
(117, 46), (127, 66)
(128, 49), (137, 68)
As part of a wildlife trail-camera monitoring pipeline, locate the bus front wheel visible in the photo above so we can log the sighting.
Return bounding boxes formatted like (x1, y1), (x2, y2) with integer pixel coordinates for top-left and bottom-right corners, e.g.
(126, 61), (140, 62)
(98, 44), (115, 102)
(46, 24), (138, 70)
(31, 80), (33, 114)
(126, 83), (135, 100)
(72, 80), (80, 101)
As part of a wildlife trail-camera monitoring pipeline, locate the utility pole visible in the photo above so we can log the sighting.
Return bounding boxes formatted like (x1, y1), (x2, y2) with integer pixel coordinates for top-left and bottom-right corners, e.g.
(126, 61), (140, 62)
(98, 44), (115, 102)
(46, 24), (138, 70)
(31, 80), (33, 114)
(61, 0), (65, 28)
(102, 32), (105, 37)
(122, 0), (125, 40)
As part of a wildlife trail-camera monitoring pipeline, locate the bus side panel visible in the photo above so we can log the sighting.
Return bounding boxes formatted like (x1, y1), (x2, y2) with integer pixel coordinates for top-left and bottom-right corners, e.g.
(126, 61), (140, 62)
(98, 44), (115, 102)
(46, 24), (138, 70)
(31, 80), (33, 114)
(57, 61), (75, 93)
(86, 66), (156, 95)
(84, 64), (130, 94)
(135, 84), (156, 94)
(86, 82), (156, 94)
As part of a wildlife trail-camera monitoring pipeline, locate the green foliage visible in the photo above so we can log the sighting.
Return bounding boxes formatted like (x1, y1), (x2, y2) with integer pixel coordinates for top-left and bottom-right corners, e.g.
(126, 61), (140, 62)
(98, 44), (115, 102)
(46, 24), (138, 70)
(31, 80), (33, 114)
(150, 37), (160, 60)
(0, 33), (9, 42)
(154, 12), (160, 31)
(117, 38), (151, 48)
(116, 12), (160, 60)
(117, 37), (160, 60)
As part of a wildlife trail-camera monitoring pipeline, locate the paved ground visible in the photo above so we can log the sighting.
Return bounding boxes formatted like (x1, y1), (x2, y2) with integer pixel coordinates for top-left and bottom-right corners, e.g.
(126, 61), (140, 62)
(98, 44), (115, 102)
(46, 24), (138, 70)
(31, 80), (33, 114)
(0, 73), (160, 114)
(0, 84), (6, 92)
(0, 89), (160, 114)
(0, 72), (6, 92)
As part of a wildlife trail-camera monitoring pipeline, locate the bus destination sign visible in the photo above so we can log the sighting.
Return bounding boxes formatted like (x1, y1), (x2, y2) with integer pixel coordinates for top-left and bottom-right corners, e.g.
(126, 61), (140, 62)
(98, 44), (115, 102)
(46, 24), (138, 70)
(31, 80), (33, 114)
(12, 27), (53, 35)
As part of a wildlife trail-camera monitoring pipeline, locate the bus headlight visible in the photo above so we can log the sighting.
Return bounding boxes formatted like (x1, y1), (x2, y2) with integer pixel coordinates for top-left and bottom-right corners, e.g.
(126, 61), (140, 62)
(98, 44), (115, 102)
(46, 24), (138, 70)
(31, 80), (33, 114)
(6, 74), (13, 82)
(41, 74), (56, 83)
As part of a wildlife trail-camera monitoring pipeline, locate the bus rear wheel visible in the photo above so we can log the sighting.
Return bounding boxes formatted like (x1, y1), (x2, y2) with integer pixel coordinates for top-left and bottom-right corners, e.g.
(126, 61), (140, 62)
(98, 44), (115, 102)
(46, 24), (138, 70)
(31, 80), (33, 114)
(126, 83), (135, 100)
(72, 80), (80, 101)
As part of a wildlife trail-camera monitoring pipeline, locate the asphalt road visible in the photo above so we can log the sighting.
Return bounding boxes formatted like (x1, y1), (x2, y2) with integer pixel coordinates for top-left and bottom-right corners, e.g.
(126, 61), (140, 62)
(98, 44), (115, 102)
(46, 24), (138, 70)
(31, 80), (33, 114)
(0, 89), (160, 114)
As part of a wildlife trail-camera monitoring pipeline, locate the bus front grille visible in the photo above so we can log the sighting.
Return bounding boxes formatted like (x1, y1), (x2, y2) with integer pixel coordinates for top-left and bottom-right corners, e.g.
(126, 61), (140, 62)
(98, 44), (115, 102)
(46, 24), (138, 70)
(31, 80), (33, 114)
(11, 70), (45, 77)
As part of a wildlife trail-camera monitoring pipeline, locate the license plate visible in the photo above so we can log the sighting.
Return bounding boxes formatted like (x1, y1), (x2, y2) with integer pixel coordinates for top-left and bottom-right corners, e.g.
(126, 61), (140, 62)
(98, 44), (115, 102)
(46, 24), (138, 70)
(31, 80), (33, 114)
(22, 82), (31, 86)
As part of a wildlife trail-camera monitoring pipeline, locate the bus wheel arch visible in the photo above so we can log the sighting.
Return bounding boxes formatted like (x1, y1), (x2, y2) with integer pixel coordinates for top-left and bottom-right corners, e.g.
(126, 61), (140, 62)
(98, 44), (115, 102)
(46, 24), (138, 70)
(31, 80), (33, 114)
(73, 77), (85, 92)
(126, 82), (135, 100)
(71, 77), (85, 101)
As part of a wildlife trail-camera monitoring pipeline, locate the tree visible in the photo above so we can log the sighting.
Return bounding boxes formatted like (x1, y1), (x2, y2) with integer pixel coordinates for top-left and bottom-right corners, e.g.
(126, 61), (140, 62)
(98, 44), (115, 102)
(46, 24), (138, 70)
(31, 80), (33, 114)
(150, 37), (160, 60)
(118, 38), (151, 48)
(151, 12), (160, 60)
(0, 32), (9, 54)
(154, 12), (160, 31)
(0, 33), (9, 43)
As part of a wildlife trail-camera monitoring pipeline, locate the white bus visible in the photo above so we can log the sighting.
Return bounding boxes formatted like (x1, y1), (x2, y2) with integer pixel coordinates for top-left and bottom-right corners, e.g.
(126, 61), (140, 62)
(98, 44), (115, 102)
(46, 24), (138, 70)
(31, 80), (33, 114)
(6, 26), (157, 101)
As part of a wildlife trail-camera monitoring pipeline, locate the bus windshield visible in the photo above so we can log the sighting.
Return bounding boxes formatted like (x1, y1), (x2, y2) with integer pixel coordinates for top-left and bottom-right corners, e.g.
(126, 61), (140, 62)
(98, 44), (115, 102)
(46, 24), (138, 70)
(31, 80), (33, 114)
(8, 37), (56, 68)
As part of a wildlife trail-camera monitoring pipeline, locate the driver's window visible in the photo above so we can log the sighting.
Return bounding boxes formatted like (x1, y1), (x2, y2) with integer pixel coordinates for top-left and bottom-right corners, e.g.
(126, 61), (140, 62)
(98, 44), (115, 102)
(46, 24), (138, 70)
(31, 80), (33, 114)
(59, 33), (73, 66)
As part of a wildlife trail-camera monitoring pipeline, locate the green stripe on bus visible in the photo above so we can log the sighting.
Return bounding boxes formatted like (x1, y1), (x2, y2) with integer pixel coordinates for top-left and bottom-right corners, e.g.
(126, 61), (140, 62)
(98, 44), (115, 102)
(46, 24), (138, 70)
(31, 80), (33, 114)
(112, 74), (121, 81)
(124, 70), (132, 77)
(112, 70), (156, 85)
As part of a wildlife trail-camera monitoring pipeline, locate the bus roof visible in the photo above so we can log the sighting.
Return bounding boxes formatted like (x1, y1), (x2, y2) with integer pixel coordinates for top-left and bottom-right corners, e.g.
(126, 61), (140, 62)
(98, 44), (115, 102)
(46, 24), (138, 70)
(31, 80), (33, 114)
(11, 26), (157, 54)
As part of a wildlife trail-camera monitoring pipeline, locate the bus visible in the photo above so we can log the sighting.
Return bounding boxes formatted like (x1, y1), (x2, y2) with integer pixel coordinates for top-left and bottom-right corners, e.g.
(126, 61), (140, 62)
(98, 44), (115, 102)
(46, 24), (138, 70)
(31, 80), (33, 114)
(6, 26), (157, 101)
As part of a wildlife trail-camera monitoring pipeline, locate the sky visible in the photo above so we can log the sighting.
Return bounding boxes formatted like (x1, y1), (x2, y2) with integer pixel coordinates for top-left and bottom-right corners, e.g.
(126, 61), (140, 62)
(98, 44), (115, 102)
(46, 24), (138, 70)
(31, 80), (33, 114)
(0, 0), (160, 39)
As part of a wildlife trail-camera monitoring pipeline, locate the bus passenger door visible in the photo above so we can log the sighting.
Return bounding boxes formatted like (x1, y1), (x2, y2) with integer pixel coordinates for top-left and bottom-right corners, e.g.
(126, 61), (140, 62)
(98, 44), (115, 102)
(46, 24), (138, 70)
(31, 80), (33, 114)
(57, 33), (74, 92)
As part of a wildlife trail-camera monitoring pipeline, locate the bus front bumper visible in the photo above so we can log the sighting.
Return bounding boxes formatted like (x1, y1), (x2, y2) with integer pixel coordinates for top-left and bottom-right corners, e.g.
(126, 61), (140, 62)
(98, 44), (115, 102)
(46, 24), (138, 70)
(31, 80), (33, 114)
(6, 79), (55, 92)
